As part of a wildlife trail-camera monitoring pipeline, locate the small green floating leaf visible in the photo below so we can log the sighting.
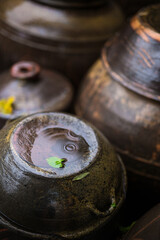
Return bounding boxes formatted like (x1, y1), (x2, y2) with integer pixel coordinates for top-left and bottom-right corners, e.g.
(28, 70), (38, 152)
(111, 203), (117, 208)
(119, 221), (136, 234)
(72, 172), (90, 181)
(46, 157), (66, 168)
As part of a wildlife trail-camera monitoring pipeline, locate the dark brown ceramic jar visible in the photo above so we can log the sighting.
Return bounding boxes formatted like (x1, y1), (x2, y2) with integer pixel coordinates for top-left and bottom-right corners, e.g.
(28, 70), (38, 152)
(123, 204), (160, 240)
(0, 112), (127, 239)
(0, 61), (73, 128)
(75, 5), (160, 204)
(0, 0), (124, 86)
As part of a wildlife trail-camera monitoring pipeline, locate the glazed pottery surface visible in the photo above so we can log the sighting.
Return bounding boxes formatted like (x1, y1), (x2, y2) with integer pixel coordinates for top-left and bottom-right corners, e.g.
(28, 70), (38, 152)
(0, 61), (73, 128)
(103, 4), (160, 101)
(76, 59), (160, 176)
(0, 0), (124, 86)
(0, 112), (126, 239)
(75, 5), (160, 202)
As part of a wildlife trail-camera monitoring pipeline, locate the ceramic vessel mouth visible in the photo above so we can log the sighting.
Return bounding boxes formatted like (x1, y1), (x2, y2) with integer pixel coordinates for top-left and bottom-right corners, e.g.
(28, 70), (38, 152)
(32, 0), (108, 8)
(10, 112), (99, 178)
(102, 4), (160, 102)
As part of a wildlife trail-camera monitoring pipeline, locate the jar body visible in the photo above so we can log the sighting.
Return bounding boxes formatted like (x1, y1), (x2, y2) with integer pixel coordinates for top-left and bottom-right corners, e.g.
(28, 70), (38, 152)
(0, 0), (124, 86)
(76, 59), (160, 195)
(76, 3), (160, 221)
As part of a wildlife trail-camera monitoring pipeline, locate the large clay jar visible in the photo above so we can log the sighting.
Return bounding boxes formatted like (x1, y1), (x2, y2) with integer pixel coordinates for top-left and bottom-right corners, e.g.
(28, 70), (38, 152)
(0, 0), (124, 86)
(0, 112), (127, 239)
(123, 204), (160, 240)
(75, 5), (160, 212)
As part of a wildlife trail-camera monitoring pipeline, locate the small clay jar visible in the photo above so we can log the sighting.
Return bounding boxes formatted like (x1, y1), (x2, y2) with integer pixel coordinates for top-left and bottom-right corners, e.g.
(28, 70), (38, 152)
(0, 61), (73, 128)
(123, 204), (160, 240)
(75, 5), (160, 205)
(0, 112), (127, 239)
(0, 0), (124, 86)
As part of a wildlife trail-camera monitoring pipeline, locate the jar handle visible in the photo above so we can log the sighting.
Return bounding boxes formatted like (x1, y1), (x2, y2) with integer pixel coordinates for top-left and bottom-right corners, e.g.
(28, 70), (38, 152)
(86, 188), (117, 217)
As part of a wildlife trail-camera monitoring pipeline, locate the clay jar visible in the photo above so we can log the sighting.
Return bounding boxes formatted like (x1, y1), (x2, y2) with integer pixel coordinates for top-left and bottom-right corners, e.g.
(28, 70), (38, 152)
(0, 112), (127, 239)
(123, 204), (160, 240)
(0, 61), (73, 128)
(0, 0), (124, 86)
(76, 5), (160, 199)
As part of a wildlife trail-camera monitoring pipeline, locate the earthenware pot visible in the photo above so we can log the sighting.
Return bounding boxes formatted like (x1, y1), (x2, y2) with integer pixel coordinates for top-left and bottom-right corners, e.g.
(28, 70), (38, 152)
(0, 112), (127, 239)
(0, 0), (124, 86)
(75, 5), (160, 203)
(0, 61), (73, 129)
(123, 204), (160, 240)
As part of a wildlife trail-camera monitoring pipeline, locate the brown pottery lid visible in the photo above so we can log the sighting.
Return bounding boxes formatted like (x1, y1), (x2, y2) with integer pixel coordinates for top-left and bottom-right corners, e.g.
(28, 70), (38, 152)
(0, 61), (73, 119)
(102, 4), (160, 101)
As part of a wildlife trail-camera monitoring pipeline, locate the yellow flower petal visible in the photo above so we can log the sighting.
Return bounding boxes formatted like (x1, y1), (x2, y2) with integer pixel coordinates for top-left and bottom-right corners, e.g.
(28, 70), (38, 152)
(0, 96), (15, 114)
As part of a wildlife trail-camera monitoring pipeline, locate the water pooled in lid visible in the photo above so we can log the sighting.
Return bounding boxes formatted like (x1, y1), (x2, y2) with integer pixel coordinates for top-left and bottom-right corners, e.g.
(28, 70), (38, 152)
(11, 113), (98, 177)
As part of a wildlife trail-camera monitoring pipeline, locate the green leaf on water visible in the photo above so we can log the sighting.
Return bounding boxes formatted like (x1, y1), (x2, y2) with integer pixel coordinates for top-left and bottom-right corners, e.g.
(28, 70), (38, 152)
(46, 157), (66, 168)
(72, 172), (90, 181)
(119, 221), (136, 234)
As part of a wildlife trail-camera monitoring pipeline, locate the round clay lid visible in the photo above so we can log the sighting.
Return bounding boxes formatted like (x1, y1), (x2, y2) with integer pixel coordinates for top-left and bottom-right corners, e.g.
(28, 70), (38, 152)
(0, 61), (73, 119)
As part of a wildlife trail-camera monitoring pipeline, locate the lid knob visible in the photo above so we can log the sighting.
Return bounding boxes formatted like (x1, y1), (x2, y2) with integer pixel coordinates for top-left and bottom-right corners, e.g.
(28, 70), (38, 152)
(11, 61), (40, 80)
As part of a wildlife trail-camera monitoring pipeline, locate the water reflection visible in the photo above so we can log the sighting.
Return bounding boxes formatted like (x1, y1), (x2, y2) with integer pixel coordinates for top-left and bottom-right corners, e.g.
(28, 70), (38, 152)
(30, 128), (89, 169)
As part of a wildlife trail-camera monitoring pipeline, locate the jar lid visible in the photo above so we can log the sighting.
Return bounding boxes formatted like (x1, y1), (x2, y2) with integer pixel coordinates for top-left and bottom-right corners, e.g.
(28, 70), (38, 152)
(102, 4), (160, 102)
(0, 61), (73, 119)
